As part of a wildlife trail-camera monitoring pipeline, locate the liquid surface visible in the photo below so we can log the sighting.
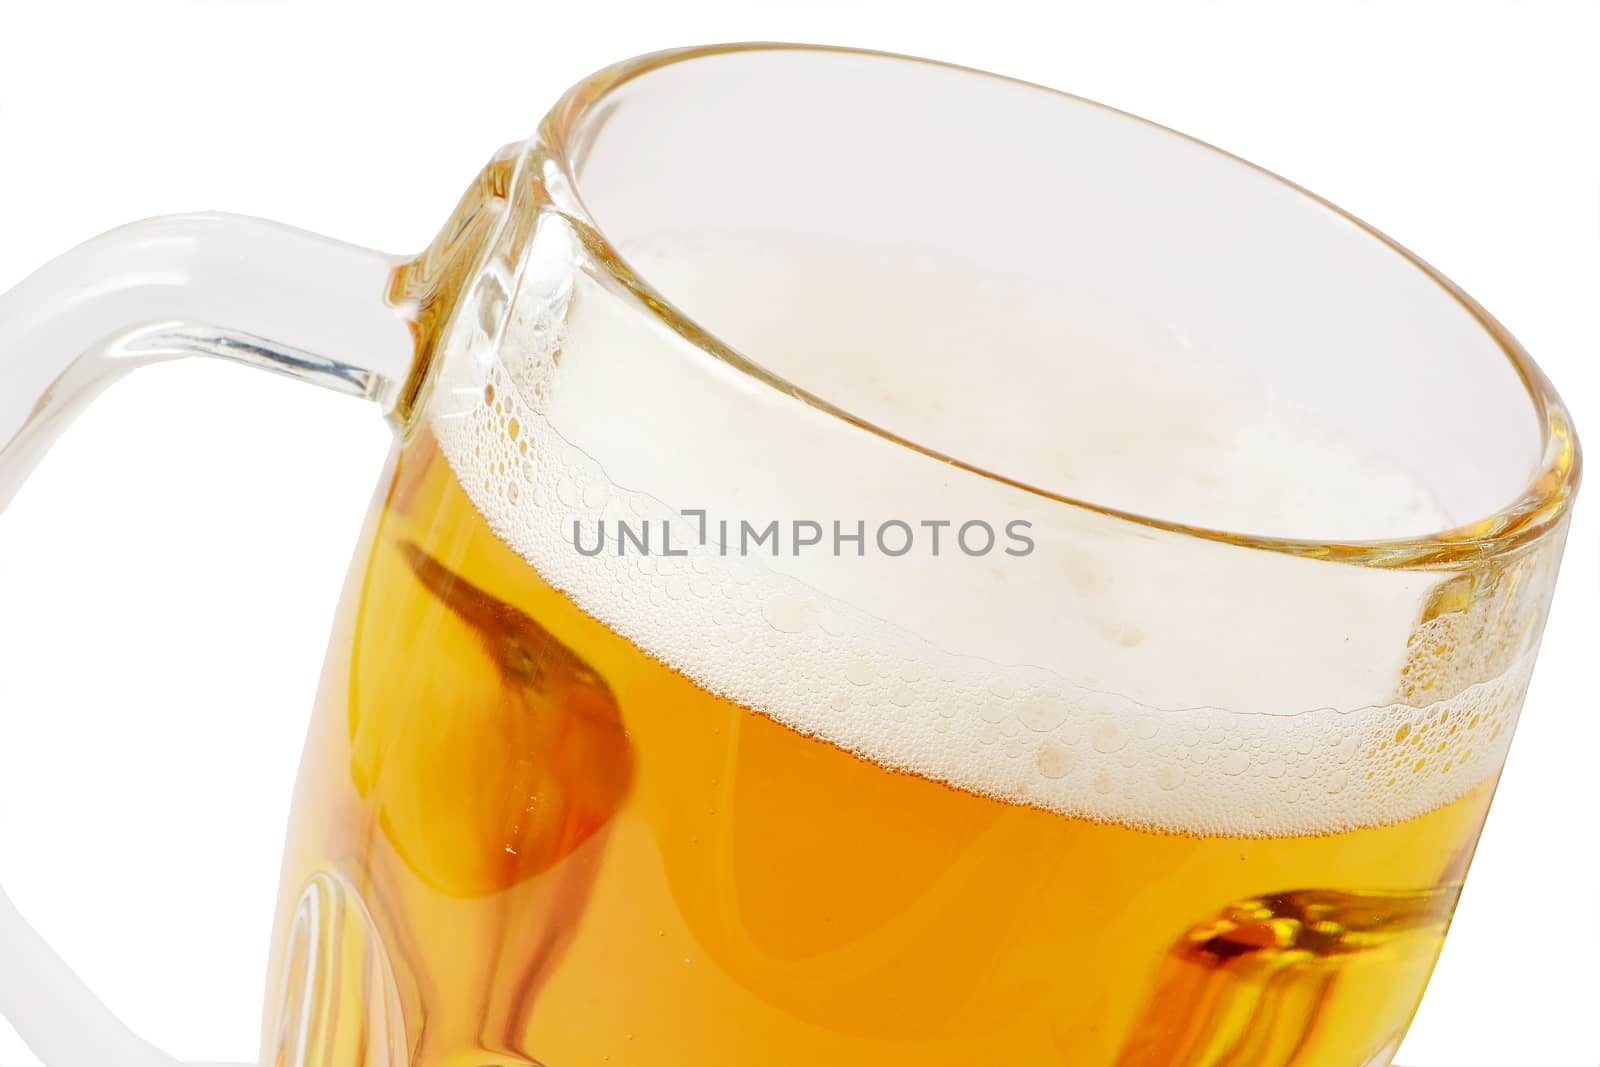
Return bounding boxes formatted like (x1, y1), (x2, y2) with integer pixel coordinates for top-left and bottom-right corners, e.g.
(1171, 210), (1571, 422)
(265, 432), (1497, 1067)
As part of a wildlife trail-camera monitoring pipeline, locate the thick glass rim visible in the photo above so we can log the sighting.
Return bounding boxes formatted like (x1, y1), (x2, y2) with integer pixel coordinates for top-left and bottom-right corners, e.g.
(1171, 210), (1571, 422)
(537, 41), (1579, 570)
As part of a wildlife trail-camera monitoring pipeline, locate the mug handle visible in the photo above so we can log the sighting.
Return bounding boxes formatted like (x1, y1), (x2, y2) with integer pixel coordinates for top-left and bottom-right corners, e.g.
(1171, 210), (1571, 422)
(0, 213), (418, 1067)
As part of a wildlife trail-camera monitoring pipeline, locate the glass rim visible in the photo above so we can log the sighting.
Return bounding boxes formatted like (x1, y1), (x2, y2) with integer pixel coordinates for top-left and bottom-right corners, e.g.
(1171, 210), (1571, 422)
(537, 41), (1580, 570)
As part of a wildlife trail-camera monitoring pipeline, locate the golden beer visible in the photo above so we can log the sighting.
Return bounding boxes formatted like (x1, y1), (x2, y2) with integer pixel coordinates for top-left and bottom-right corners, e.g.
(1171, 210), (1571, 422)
(264, 428), (1504, 1067)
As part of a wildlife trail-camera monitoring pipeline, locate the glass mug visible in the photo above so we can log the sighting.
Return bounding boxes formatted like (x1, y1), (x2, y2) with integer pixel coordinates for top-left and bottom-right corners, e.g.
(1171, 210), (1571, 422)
(0, 43), (1579, 1067)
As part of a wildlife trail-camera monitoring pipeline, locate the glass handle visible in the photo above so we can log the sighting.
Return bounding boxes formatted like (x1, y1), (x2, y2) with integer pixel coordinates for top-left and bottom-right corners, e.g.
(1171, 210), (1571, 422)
(0, 212), (417, 507)
(0, 213), (419, 1067)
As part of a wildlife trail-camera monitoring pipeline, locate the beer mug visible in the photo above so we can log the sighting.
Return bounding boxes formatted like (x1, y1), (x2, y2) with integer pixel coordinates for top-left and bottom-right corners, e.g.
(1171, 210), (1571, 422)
(0, 44), (1579, 1067)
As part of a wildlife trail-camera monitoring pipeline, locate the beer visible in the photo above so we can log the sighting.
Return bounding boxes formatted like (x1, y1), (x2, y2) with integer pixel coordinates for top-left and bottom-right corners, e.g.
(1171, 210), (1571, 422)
(264, 421), (1513, 1067)
(258, 217), (1551, 1066)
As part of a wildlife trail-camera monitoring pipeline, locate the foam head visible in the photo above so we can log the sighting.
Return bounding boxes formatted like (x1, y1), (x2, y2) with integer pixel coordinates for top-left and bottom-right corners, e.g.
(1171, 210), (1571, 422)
(422, 224), (1549, 837)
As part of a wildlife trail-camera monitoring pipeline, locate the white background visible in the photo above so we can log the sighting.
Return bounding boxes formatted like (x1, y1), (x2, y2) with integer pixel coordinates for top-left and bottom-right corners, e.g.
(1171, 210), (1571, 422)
(0, 2), (1595, 1065)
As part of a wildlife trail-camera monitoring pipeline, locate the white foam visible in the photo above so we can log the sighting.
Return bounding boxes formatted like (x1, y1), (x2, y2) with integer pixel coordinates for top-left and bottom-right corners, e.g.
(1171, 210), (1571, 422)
(423, 230), (1542, 837)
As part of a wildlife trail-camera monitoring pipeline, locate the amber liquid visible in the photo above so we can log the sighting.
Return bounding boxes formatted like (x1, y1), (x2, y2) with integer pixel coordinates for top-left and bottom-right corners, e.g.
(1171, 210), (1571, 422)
(264, 430), (1494, 1067)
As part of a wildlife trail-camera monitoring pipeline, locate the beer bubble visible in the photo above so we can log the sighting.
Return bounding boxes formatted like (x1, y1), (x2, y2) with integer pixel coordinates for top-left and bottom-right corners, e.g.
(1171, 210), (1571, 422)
(1091, 723), (1128, 754)
(761, 595), (814, 635)
(1035, 743), (1073, 779)
(844, 660), (875, 687)
(1018, 698), (1067, 733)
